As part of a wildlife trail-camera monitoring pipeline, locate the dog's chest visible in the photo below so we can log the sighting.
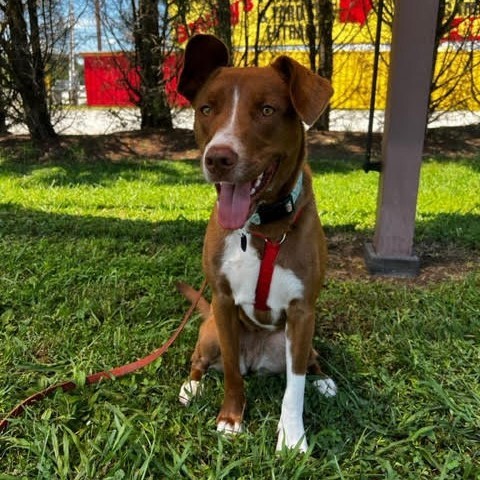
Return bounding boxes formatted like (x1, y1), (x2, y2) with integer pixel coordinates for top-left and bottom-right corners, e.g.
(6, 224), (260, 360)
(220, 231), (304, 328)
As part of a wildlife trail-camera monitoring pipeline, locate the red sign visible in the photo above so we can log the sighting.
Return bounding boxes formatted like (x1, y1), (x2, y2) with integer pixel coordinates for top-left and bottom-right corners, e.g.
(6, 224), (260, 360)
(339, 0), (373, 26)
(83, 53), (140, 106)
(82, 52), (188, 108)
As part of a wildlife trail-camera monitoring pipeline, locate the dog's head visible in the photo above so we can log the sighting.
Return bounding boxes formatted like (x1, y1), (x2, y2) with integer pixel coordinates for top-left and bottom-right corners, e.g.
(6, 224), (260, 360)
(178, 34), (333, 230)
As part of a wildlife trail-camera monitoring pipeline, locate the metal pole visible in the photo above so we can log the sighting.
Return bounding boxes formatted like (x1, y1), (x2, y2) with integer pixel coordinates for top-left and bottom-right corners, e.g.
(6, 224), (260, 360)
(95, 0), (102, 51)
(68, 0), (77, 105)
(364, 0), (384, 172)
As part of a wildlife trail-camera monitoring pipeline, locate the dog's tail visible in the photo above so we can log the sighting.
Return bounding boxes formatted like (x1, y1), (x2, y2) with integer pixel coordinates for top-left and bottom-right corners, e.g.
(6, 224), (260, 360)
(175, 281), (211, 320)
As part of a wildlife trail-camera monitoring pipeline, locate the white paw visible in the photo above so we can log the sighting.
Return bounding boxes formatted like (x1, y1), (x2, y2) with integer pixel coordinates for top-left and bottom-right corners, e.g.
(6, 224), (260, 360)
(313, 377), (337, 397)
(217, 420), (244, 435)
(178, 380), (202, 406)
(276, 416), (308, 453)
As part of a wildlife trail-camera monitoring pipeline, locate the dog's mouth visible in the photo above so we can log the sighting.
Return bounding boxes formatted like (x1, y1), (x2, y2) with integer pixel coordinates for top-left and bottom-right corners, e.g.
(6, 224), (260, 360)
(215, 162), (277, 230)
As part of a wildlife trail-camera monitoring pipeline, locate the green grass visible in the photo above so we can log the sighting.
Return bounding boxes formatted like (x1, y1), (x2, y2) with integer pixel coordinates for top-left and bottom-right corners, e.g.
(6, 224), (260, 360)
(0, 152), (479, 479)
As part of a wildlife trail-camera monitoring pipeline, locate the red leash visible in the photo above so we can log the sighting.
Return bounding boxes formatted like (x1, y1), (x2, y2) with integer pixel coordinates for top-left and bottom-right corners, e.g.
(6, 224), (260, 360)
(0, 279), (207, 433)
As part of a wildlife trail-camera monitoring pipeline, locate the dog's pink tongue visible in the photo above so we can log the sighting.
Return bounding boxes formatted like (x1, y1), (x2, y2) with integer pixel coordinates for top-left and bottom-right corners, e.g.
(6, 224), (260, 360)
(217, 182), (251, 230)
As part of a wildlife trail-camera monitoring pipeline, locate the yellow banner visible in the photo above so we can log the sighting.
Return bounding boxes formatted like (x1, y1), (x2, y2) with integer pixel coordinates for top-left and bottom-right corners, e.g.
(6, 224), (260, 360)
(172, 0), (480, 111)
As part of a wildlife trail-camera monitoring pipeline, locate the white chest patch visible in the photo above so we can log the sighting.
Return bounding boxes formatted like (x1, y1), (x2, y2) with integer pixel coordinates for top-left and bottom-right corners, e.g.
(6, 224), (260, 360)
(220, 231), (304, 328)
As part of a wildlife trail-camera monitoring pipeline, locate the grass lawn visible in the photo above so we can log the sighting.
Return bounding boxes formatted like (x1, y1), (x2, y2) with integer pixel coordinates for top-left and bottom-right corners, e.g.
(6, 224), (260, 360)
(0, 149), (479, 479)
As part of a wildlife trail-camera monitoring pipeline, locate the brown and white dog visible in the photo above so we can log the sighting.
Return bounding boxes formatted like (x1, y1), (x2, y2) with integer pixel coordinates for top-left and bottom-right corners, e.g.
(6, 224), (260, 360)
(176, 34), (336, 452)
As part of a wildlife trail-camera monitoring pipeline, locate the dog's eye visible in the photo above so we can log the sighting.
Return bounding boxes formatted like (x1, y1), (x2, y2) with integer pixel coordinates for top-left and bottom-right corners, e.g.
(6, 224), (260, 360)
(261, 105), (275, 117)
(200, 105), (212, 116)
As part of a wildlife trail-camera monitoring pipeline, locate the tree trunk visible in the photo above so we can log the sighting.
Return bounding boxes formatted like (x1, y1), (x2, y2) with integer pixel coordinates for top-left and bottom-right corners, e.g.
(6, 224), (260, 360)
(0, 107), (7, 134)
(5, 0), (58, 147)
(314, 0), (334, 131)
(135, 0), (173, 130)
(0, 67), (8, 134)
(252, 0), (275, 66)
(304, 0), (317, 72)
(214, 0), (233, 59)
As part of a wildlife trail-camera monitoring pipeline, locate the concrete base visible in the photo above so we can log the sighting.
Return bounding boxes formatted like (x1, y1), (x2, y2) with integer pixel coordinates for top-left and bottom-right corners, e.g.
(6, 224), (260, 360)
(364, 243), (420, 278)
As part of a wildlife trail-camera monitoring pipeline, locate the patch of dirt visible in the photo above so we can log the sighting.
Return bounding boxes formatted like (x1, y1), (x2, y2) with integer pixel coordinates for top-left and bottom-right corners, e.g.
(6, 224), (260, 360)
(326, 232), (479, 285)
(307, 123), (480, 161)
(2, 123), (479, 163)
(1, 124), (479, 284)
(0, 128), (199, 163)
(70, 121), (479, 165)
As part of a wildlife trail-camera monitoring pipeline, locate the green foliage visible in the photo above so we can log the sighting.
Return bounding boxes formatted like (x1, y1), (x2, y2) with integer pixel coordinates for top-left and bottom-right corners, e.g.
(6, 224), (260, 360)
(0, 153), (479, 478)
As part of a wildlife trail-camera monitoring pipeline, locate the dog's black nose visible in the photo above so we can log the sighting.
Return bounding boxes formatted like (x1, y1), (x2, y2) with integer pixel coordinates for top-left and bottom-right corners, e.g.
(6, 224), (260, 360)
(205, 145), (238, 174)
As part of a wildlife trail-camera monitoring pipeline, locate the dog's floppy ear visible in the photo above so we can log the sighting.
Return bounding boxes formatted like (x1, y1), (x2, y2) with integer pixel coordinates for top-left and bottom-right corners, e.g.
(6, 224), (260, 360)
(271, 56), (333, 127)
(178, 34), (229, 102)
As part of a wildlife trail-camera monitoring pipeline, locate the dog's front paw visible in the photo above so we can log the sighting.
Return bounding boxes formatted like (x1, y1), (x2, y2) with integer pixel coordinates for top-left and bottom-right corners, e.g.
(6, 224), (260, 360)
(313, 377), (337, 397)
(179, 380), (202, 406)
(217, 419), (244, 435)
(216, 396), (246, 436)
(276, 415), (308, 453)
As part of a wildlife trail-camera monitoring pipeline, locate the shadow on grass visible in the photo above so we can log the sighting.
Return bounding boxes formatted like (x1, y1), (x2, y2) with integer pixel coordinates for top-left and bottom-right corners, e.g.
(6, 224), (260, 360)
(325, 212), (480, 251)
(308, 148), (480, 174)
(0, 203), (207, 244)
(309, 157), (364, 175)
(1, 202), (479, 251)
(0, 158), (205, 187)
(416, 212), (480, 249)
